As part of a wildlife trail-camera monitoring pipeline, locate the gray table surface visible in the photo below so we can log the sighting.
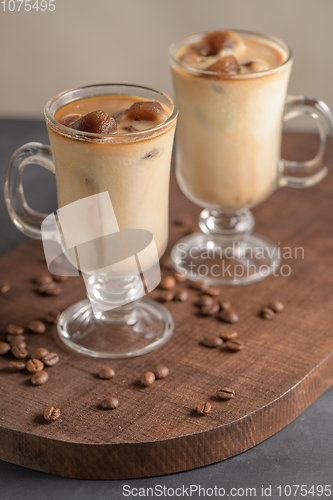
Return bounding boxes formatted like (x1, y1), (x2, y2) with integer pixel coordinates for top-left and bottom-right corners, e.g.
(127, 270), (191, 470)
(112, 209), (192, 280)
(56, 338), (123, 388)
(0, 119), (332, 500)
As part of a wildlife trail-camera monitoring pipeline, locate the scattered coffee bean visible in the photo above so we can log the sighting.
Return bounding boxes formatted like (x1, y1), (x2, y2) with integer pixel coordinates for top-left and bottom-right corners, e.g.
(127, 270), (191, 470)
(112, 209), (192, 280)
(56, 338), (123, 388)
(216, 387), (235, 400)
(45, 309), (61, 324)
(269, 300), (284, 313)
(34, 273), (53, 285)
(225, 339), (244, 352)
(31, 347), (49, 360)
(0, 342), (11, 355)
(31, 370), (48, 386)
(160, 255), (173, 269)
(174, 273), (187, 283)
(7, 334), (25, 343)
(202, 335), (223, 348)
(9, 360), (26, 372)
(154, 365), (169, 379)
(219, 298), (231, 310)
(159, 291), (174, 302)
(11, 345), (28, 359)
(201, 303), (220, 316)
(51, 274), (68, 282)
(101, 397), (119, 410)
(160, 276), (176, 290)
(220, 309), (239, 323)
(43, 406), (61, 422)
(99, 367), (115, 380)
(44, 286), (62, 296)
(197, 295), (214, 308)
(173, 216), (192, 227)
(26, 359), (44, 374)
(196, 401), (211, 415)
(0, 282), (11, 294)
(261, 307), (275, 320)
(38, 281), (57, 294)
(189, 281), (209, 292)
(42, 352), (59, 367)
(141, 371), (155, 387)
(7, 324), (24, 335)
(206, 287), (220, 297)
(219, 330), (238, 341)
(174, 290), (188, 302)
(10, 339), (26, 349)
(28, 320), (46, 334)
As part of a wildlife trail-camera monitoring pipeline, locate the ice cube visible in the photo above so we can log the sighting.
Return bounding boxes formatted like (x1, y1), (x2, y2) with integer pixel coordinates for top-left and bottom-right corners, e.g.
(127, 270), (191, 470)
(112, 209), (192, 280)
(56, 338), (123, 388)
(70, 110), (117, 134)
(206, 55), (240, 75)
(59, 114), (81, 127)
(180, 49), (205, 67)
(122, 101), (168, 122)
(243, 60), (270, 73)
(201, 30), (245, 56)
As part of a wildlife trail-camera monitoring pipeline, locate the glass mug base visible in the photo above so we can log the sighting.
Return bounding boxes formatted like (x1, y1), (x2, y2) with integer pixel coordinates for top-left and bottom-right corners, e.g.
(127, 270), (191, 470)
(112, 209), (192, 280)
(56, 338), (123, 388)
(57, 297), (174, 358)
(171, 232), (281, 286)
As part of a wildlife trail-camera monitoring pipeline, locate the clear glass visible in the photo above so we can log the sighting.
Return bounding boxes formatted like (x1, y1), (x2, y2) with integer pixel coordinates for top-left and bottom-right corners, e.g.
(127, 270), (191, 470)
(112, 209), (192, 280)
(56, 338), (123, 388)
(4, 84), (178, 357)
(169, 30), (333, 285)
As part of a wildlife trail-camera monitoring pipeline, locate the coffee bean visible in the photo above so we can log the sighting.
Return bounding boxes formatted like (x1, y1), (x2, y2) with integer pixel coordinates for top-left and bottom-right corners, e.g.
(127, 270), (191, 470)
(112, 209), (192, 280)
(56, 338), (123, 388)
(225, 339), (244, 352)
(173, 216), (192, 227)
(7, 324), (24, 335)
(26, 359), (44, 374)
(51, 274), (68, 282)
(28, 320), (46, 334)
(220, 309), (239, 323)
(45, 286), (62, 296)
(34, 273), (53, 285)
(45, 309), (61, 324)
(201, 303), (220, 316)
(11, 345), (28, 359)
(219, 298), (231, 310)
(206, 287), (220, 297)
(219, 330), (238, 341)
(197, 295), (214, 308)
(261, 307), (275, 320)
(196, 401), (211, 415)
(160, 276), (176, 290)
(0, 282), (11, 294)
(38, 281), (57, 294)
(99, 367), (115, 379)
(189, 281), (209, 292)
(159, 291), (174, 302)
(174, 290), (188, 302)
(202, 335), (223, 347)
(154, 365), (169, 379)
(269, 300), (284, 313)
(7, 334), (25, 343)
(10, 339), (26, 349)
(0, 342), (11, 355)
(141, 371), (155, 387)
(216, 387), (235, 399)
(43, 406), (61, 422)
(174, 273), (187, 283)
(9, 360), (26, 372)
(31, 347), (49, 360)
(101, 397), (119, 410)
(42, 352), (59, 367)
(160, 255), (173, 270)
(31, 370), (48, 386)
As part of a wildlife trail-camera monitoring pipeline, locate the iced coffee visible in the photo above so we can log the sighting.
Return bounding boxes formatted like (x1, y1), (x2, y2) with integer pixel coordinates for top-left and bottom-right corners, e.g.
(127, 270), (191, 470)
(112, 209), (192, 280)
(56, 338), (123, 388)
(169, 30), (292, 209)
(46, 89), (177, 274)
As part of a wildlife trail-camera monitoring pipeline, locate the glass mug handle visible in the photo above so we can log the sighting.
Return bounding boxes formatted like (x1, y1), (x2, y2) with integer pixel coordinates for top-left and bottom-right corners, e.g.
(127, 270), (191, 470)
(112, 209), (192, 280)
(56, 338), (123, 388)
(4, 142), (57, 240)
(279, 95), (333, 188)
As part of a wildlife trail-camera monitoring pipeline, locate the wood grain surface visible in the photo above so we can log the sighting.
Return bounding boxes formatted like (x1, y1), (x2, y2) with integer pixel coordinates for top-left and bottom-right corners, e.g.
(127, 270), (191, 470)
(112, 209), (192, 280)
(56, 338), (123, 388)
(0, 134), (332, 479)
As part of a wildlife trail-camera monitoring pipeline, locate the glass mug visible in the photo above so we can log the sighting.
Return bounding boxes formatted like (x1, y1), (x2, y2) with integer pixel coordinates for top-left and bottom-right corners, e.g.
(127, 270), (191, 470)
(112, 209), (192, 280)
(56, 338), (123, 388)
(4, 84), (178, 358)
(169, 30), (333, 285)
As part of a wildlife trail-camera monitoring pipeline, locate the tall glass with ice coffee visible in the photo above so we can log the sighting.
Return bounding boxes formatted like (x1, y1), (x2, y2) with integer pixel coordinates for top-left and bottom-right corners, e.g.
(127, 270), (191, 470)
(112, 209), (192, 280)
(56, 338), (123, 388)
(169, 30), (333, 285)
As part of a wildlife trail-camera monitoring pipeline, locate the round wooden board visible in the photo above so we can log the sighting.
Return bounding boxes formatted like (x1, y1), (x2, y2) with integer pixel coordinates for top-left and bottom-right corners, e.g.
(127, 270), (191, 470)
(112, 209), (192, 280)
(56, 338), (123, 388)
(0, 134), (332, 479)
